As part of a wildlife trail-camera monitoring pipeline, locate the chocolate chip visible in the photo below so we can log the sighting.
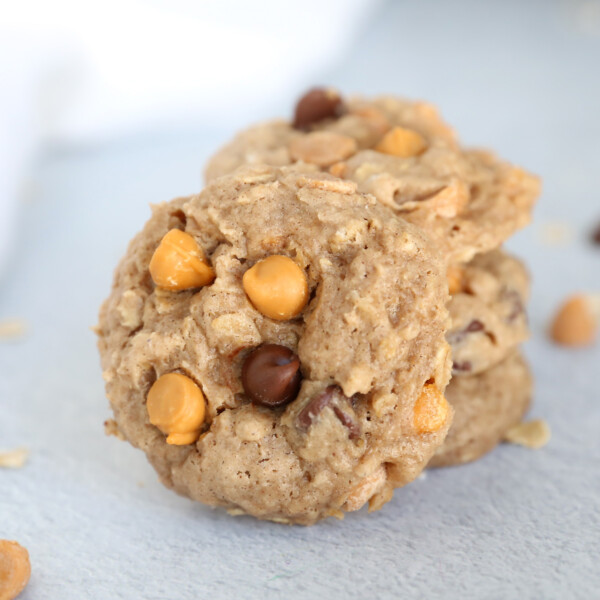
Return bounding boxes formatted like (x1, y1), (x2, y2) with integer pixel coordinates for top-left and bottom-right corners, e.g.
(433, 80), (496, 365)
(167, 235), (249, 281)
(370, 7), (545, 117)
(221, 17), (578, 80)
(242, 344), (302, 408)
(452, 360), (472, 373)
(502, 289), (525, 322)
(296, 385), (360, 438)
(591, 222), (600, 245)
(293, 88), (343, 130)
(296, 385), (337, 429)
(447, 319), (487, 346)
(465, 319), (485, 333)
(332, 406), (361, 439)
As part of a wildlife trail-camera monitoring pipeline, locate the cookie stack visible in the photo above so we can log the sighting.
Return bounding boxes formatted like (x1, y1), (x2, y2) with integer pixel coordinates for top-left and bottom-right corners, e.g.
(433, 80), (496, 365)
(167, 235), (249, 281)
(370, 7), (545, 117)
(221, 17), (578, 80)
(205, 89), (540, 469)
(97, 89), (539, 524)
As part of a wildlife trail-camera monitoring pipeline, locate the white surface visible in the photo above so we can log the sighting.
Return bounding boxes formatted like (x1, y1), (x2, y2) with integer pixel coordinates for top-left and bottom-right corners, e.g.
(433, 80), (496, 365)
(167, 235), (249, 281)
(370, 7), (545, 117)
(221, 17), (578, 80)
(1, 1), (600, 598)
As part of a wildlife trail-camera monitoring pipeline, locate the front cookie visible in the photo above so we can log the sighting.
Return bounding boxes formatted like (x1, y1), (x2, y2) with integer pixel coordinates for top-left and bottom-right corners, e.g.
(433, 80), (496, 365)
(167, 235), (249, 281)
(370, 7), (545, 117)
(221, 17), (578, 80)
(429, 352), (532, 468)
(205, 90), (540, 264)
(97, 166), (452, 524)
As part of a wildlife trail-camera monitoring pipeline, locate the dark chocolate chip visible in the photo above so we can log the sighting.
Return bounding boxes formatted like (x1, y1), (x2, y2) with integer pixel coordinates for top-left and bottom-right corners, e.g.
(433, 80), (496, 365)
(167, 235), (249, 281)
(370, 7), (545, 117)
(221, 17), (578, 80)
(465, 319), (485, 333)
(296, 385), (360, 438)
(452, 360), (472, 373)
(446, 330), (463, 346)
(447, 319), (486, 346)
(293, 88), (343, 130)
(242, 344), (302, 408)
(502, 289), (525, 322)
(296, 385), (337, 430)
(332, 406), (361, 439)
(591, 222), (600, 245)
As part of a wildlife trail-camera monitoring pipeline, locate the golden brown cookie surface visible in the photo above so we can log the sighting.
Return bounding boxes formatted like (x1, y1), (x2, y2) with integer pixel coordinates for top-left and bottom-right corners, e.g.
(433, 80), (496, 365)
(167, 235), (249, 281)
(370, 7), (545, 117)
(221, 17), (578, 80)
(97, 166), (452, 524)
(205, 93), (540, 264)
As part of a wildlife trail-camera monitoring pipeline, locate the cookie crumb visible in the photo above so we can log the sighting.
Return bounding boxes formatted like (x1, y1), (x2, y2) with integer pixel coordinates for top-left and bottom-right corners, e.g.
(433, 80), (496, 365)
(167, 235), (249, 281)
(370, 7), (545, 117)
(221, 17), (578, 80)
(538, 222), (572, 246)
(104, 419), (126, 441)
(504, 419), (551, 449)
(0, 447), (29, 469)
(550, 294), (598, 346)
(0, 319), (27, 340)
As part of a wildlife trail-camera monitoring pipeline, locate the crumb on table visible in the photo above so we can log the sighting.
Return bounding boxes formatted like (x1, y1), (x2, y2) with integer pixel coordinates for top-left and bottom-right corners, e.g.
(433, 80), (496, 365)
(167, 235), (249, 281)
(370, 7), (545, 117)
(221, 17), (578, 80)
(0, 319), (28, 340)
(503, 419), (551, 449)
(0, 448), (29, 469)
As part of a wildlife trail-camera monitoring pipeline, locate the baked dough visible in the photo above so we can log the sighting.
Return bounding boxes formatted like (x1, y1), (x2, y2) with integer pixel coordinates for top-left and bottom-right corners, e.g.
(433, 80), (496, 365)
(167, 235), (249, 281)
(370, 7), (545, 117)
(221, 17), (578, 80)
(205, 95), (540, 264)
(97, 166), (452, 524)
(430, 352), (532, 468)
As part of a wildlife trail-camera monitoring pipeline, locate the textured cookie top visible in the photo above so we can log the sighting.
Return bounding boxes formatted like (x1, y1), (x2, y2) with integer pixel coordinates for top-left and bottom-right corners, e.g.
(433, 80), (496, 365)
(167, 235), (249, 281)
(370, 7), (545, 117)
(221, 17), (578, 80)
(205, 92), (540, 264)
(97, 166), (452, 524)
(447, 249), (530, 376)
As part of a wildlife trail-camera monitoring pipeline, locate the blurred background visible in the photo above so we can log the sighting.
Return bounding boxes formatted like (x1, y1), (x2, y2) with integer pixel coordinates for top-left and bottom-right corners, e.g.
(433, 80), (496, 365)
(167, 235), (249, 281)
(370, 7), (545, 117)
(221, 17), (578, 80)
(2, 0), (599, 277)
(1, 1), (599, 598)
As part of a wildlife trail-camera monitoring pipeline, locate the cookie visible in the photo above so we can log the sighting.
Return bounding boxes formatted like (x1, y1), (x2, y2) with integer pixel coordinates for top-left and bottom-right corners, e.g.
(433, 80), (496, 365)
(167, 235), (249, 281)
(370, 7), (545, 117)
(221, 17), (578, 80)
(97, 165), (452, 525)
(429, 352), (532, 468)
(447, 249), (530, 376)
(205, 90), (540, 264)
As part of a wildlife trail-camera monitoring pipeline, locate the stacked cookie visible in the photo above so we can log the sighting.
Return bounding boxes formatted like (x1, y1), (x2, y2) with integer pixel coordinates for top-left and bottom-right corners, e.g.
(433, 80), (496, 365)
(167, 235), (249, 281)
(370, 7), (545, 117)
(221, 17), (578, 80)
(205, 89), (540, 468)
(97, 89), (539, 524)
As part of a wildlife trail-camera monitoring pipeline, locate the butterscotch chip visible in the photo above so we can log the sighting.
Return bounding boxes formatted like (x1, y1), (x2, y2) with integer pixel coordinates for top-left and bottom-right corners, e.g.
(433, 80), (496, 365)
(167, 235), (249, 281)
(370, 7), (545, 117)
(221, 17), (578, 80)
(504, 419), (551, 449)
(550, 294), (598, 346)
(242, 255), (308, 320)
(413, 384), (450, 434)
(375, 126), (427, 158)
(288, 131), (357, 167)
(447, 265), (465, 295)
(0, 540), (31, 600)
(328, 161), (347, 178)
(149, 229), (215, 291)
(146, 373), (206, 445)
